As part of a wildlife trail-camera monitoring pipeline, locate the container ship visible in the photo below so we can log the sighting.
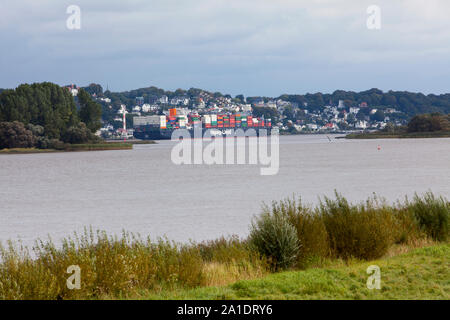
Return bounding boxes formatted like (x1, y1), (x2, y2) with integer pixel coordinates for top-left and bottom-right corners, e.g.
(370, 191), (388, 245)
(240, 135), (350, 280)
(133, 109), (274, 140)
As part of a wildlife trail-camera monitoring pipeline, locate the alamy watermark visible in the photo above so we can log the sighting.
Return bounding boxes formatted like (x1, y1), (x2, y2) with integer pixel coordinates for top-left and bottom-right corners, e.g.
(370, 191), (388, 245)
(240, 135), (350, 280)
(367, 5), (381, 30)
(366, 265), (381, 289)
(170, 128), (279, 176)
(66, 265), (81, 290)
(66, 5), (81, 30)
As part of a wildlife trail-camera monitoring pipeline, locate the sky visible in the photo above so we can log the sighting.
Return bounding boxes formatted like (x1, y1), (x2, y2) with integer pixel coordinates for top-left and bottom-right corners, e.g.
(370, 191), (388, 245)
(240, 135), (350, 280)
(1, 0), (450, 96)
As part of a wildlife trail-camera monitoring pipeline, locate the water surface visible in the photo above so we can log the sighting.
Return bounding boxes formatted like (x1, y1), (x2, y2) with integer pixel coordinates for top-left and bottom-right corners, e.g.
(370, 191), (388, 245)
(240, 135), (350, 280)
(1, 135), (449, 246)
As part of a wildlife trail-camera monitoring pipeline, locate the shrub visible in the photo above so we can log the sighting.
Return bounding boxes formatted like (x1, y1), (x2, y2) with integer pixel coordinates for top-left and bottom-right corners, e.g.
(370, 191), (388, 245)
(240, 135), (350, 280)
(63, 122), (95, 144)
(0, 121), (36, 149)
(248, 210), (300, 271)
(268, 198), (330, 268)
(319, 193), (396, 260)
(406, 193), (449, 242)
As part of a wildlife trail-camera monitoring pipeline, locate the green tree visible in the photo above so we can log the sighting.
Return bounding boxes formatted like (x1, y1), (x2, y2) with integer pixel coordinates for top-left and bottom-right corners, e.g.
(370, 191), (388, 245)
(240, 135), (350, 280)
(77, 89), (102, 133)
(371, 110), (385, 122)
(63, 122), (96, 144)
(0, 82), (79, 140)
(407, 114), (446, 132)
(252, 106), (279, 122)
(347, 113), (356, 125)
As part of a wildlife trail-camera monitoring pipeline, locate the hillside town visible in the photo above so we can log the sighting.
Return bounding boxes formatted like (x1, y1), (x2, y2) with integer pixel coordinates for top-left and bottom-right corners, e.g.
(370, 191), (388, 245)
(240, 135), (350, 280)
(65, 84), (409, 139)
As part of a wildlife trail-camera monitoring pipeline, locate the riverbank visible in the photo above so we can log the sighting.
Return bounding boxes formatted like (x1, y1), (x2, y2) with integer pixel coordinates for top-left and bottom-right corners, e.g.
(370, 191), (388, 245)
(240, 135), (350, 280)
(0, 140), (155, 154)
(345, 131), (450, 139)
(0, 192), (447, 300)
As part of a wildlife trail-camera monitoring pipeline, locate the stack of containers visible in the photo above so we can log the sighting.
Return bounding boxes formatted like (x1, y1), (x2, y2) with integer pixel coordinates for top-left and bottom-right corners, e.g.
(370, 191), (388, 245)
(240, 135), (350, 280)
(211, 115), (218, 128)
(260, 118), (265, 127)
(230, 115), (236, 128)
(247, 116), (253, 127)
(267, 118), (272, 127)
(191, 114), (201, 128)
(224, 115), (230, 128)
(203, 115), (212, 128)
(160, 116), (167, 129)
(167, 116), (176, 129)
(217, 115), (224, 128)
(178, 115), (187, 128)
(252, 117), (258, 127)
(235, 114), (242, 128)
(241, 116), (248, 128)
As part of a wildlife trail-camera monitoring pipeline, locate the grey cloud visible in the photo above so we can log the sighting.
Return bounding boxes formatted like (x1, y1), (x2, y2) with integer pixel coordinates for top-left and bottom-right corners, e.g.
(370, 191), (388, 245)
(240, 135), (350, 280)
(0, 0), (449, 95)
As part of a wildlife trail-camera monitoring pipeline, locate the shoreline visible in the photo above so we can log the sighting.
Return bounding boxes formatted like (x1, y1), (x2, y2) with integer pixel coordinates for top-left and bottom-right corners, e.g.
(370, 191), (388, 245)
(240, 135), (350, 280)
(0, 140), (156, 155)
(345, 131), (450, 139)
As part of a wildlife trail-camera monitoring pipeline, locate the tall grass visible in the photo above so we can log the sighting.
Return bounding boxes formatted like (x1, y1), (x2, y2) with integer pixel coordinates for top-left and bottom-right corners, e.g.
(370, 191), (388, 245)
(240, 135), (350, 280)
(0, 230), (204, 299)
(405, 192), (449, 242)
(319, 193), (398, 260)
(196, 236), (268, 286)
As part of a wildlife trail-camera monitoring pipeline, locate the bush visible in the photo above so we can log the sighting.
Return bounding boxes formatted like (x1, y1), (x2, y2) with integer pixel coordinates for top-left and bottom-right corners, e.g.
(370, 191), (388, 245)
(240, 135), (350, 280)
(26, 124), (45, 137)
(406, 193), (449, 242)
(319, 193), (396, 260)
(63, 122), (95, 144)
(248, 210), (300, 271)
(268, 198), (330, 268)
(0, 121), (36, 149)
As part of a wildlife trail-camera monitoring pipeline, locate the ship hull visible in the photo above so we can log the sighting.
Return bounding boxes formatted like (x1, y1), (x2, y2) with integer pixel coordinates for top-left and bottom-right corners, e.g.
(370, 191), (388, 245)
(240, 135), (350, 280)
(133, 126), (274, 140)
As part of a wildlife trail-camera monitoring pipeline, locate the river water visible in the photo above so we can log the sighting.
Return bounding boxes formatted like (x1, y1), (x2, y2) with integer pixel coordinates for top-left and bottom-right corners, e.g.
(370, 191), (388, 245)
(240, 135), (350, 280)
(1, 135), (449, 246)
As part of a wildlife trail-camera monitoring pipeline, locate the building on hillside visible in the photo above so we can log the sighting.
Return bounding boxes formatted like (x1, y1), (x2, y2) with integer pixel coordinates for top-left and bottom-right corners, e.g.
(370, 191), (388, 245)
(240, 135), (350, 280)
(158, 95), (168, 104)
(355, 120), (368, 129)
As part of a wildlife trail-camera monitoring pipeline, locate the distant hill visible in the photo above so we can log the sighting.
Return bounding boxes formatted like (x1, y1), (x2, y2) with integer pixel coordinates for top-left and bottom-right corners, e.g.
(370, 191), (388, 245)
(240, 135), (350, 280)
(99, 85), (450, 117)
(278, 89), (450, 116)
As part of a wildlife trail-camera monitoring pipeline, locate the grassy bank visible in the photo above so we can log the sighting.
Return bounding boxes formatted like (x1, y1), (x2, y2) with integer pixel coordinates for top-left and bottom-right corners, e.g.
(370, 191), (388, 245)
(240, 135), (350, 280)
(142, 243), (449, 300)
(0, 142), (134, 154)
(345, 131), (450, 139)
(106, 140), (156, 145)
(0, 192), (448, 300)
(0, 148), (59, 154)
(64, 143), (133, 151)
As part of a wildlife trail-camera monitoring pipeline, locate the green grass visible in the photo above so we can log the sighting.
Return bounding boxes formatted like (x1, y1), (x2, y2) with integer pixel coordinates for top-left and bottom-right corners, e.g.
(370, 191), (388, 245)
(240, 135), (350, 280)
(141, 244), (449, 300)
(0, 148), (59, 154)
(65, 143), (133, 151)
(107, 140), (156, 145)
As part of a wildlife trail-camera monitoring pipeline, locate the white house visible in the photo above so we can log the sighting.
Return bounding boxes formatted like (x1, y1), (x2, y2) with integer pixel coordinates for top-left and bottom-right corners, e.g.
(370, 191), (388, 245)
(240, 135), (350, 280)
(355, 120), (368, 129)
(158, 95), (168, 104)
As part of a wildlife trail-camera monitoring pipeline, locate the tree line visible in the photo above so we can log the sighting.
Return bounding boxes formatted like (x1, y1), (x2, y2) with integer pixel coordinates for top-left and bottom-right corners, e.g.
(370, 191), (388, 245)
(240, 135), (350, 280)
(278, 88), (450, 116)
(407, 113), (450, 133)
(91, 83), (450, 119)
(0, 82), (102, 149)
